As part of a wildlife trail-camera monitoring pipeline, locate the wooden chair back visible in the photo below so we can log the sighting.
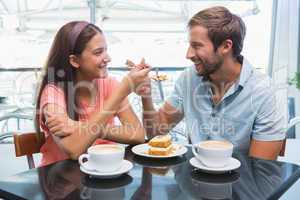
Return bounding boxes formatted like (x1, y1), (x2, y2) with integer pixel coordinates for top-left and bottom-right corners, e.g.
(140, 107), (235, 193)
(13, 132), (45, 169)
(279, 139), (286, 157)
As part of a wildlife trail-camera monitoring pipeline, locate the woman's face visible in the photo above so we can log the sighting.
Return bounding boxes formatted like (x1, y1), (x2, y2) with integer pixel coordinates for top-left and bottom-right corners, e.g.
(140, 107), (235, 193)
(76, 32), (111, 80)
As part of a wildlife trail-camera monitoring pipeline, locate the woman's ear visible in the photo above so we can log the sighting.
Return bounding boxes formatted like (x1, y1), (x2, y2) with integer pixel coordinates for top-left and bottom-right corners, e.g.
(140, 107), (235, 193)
(69, 55), (80, 68)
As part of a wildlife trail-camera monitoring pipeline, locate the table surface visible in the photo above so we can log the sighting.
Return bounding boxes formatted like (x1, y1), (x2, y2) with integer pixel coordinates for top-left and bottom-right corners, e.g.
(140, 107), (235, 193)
(0, 146), (300, 200)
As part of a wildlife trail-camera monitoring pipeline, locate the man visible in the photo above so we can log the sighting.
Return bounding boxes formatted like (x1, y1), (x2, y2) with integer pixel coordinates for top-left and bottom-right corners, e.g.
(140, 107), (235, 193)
(137, 6), (285, 160)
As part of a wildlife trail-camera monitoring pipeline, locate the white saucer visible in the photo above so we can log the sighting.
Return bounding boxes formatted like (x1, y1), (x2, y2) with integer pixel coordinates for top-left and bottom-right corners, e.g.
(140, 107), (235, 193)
(132, 143), (187, 158)
(80, 160), (133, 179)
(189, 157), (241, 174)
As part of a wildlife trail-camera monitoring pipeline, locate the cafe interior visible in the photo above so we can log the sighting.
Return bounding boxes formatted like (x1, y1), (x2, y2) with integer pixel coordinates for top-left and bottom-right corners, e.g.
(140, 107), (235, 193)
(0, 0), (300, 199)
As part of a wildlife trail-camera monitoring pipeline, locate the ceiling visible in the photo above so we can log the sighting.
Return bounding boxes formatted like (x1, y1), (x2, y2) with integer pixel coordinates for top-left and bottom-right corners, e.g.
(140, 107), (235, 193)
(0, 0), (258, 33)
(0, 0), (262, 68)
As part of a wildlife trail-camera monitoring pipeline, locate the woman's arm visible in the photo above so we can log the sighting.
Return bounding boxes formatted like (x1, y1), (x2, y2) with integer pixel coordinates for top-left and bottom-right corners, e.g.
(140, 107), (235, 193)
(44, 78), (132, 159)
(101, 99), (145, 144)
(44, 69), (150, 159)
(46, 99), (145, 156)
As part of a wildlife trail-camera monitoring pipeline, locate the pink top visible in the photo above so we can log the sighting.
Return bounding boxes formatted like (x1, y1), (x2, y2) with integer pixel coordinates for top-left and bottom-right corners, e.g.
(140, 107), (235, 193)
(39, 77), (125, 167)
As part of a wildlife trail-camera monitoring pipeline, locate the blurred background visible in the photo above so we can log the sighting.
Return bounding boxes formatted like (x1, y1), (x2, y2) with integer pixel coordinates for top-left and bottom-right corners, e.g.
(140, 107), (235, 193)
(0, 1), (299, 198)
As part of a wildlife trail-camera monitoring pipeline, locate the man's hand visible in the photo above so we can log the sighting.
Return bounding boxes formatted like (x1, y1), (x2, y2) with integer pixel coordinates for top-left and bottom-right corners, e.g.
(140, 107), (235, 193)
(45, 113), (80, 137)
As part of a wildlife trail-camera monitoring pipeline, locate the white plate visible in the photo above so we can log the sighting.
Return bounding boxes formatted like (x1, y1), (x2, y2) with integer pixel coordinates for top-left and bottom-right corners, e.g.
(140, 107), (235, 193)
(80, 160), (133, 179)
(132, 143), (188, 158)
(189, 157), (241, 174)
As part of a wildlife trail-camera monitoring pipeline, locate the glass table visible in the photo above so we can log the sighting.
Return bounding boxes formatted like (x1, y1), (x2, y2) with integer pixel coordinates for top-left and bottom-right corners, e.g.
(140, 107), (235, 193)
(0, 146), (300, 200)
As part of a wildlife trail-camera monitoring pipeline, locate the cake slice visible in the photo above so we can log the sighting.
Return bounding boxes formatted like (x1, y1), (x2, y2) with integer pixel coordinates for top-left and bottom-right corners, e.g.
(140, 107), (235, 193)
(148, 135), (172, 148)
(148, 145), (173, 156)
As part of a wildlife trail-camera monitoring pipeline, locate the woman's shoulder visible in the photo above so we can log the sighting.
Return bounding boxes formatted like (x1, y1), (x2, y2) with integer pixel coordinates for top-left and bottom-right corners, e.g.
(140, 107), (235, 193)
(95, 76), (121, 99)
(40, 83), (65, 104)
(106, 76), (120, 83)
(96, 76), (121, 88)
(39, 83), (66, 109)
(42, 83), (65, 95)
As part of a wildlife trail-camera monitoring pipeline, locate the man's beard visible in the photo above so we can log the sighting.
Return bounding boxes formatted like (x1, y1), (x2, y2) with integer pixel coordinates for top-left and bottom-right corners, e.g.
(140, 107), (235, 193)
(194, 55), (223, 79)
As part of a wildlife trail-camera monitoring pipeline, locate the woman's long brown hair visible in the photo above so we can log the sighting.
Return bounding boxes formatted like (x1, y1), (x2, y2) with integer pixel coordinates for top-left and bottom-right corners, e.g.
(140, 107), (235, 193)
(34, 21), (102, 141)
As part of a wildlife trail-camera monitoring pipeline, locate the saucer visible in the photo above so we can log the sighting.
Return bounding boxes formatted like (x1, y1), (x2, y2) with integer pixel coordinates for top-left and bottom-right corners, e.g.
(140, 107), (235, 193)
(80, 160), (133, 179)
(189, 157), (241, 174)
(133, 152), (187, 168)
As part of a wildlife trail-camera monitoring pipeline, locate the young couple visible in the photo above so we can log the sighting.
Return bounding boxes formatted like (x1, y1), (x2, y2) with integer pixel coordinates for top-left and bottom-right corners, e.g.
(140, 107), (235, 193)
(36, 6), (285, 167)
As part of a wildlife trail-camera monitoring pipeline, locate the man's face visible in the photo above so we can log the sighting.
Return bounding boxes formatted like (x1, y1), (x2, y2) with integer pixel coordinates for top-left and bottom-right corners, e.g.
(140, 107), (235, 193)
(186, 25), (223, 78)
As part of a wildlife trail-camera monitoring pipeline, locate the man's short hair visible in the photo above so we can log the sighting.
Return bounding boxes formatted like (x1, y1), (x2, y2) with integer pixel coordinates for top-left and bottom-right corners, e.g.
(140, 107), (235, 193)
(188, 6), (246, 58)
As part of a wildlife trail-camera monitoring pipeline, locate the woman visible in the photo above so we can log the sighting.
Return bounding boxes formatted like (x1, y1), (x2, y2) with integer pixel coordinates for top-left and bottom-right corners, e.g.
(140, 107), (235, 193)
(35, 21), (149, 166)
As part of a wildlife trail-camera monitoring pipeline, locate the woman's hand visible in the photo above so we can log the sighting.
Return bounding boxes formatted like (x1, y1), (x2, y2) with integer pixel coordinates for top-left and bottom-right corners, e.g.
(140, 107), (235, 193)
(125, 58), (151, 95)
(135, 75), (151, 98)
(45, 113), (80, 137)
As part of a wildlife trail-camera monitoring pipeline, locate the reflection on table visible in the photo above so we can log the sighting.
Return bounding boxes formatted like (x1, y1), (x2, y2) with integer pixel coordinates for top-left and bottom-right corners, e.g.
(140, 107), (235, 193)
(0, 146), (300, 200)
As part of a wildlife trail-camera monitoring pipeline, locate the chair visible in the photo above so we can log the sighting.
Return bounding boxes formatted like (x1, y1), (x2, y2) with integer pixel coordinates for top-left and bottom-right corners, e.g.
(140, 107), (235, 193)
(279, 97), (299, 156)
(13, 132), (45, 169)
(279, 116), (300, 156)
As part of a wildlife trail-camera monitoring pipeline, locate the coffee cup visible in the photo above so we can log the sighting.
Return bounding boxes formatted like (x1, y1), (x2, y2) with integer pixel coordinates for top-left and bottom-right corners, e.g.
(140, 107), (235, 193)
(79, 144), (125, 172)
(192, 140), (233, 168)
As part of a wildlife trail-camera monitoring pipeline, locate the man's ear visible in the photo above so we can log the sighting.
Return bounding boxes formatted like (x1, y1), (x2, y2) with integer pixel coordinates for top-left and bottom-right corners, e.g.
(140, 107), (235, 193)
(69, 55), (80, 68)
(219, 39), (233, 55)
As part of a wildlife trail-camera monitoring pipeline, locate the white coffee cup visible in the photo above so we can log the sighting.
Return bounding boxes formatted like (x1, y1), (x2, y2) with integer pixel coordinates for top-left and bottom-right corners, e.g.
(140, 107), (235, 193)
(192, 140), (233, 168)
(79, 144), (125, 172)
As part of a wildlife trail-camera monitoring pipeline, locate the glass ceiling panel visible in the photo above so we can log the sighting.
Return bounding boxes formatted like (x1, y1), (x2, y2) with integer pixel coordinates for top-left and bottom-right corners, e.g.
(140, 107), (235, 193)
(0, 0), (272, 70)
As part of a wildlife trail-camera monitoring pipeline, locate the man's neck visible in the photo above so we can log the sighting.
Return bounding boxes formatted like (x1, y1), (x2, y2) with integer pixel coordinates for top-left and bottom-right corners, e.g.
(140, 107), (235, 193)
(209, 57), (242, 88)
(208, 57), (242, 105)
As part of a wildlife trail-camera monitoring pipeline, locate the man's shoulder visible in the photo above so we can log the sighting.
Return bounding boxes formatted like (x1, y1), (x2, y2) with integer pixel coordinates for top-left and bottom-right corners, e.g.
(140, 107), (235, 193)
(247, 69), (276, 100)
(242, 58), (272, 90)
(251, 69), (273, 90)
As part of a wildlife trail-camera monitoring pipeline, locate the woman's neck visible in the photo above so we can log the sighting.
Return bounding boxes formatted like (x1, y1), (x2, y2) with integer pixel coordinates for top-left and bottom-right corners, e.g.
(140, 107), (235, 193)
(75, 73), (97, 102)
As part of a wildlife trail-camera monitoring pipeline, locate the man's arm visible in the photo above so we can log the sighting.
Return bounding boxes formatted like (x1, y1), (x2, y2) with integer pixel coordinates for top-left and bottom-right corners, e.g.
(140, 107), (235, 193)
(249, 80), (286, 161)
(249, 139), (284, 160)
(142, 97), (184, 139)
(133, 60), (186, 139)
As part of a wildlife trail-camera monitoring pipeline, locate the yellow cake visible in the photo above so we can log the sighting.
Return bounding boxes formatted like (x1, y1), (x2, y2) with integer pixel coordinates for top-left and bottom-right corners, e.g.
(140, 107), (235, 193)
(148, 145), (173, 156)
(148, 135), (172, 156)
(148, 135), (172, 148)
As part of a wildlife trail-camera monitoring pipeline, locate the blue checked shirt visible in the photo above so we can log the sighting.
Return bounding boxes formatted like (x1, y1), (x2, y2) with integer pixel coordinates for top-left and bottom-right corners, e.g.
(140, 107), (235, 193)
(167, 56), (286, 150)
